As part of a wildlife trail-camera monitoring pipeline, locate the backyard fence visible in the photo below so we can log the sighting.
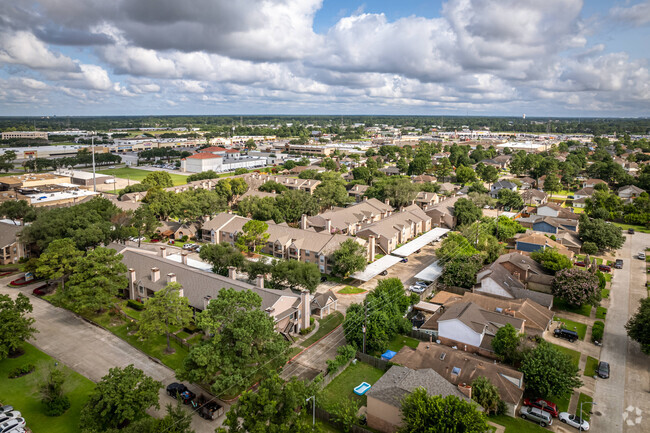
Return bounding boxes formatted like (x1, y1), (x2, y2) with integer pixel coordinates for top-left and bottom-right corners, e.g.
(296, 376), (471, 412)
(409, 329), (434, 342)
(355, 352), (389, 371)
(313, 407), (374, 433)
(319, 358), (353, 388)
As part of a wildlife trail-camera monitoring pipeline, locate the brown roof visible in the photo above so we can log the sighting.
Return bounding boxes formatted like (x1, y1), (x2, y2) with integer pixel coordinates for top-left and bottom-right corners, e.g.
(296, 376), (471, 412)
(0, 222), (21, 247)
(437, 302), (524, 335)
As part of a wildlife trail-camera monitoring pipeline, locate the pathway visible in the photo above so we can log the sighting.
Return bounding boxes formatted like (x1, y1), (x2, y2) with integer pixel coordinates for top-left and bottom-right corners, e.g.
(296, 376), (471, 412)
(281, 325), (346, 382)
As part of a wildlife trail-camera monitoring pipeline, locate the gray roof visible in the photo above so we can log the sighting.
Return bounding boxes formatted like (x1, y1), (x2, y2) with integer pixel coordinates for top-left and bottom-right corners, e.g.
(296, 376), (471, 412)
(312, 290), (337, 309)
(437, 301), (524, 335)
(356, 204), (430, 240)
(494, 252), (550, 277)
(0, 222), (21, 247)
(308, 198), (393, 232)
(366, 365), (472, 408)
(492, 180), (517, 190)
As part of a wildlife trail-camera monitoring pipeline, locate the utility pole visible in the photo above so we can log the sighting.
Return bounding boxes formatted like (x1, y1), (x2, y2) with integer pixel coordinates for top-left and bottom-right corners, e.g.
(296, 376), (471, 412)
(91, 136), (97, 192)
(362, 304), (367, 354)
(579, 401), (596, 431)
(305, 396), (315, 428)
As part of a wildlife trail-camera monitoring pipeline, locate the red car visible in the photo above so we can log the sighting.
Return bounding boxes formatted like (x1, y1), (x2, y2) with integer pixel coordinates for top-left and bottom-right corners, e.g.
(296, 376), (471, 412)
(598, 264), (611, 273)
(574, 261), (586, 267)
(522, 398), (559, 418)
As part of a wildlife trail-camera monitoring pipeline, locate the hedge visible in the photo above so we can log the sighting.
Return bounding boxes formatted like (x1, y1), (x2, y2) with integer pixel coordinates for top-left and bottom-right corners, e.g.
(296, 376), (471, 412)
(591, 321), (604, 343)
(127, 299), (144, 311)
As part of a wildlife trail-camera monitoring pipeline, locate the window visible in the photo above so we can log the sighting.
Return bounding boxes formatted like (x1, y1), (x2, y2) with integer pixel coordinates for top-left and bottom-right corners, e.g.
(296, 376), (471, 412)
(138, 286), (144, 295)
(320, 255), (324, 262)
(451, 367), (461, 375)
(305, 250), (310, 256)
(439, 353), (446, 361)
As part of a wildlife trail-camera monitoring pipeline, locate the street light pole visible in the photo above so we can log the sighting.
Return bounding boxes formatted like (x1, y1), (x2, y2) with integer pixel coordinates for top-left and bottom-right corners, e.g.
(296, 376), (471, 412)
(579, 401), (596, 432)
(306, 396), (315, 428)
(91, 136), (97, 192)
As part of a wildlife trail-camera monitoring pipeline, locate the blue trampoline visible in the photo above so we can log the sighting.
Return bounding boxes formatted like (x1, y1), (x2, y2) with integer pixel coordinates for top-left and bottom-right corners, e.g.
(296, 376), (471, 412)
(381, 350), (397, 361)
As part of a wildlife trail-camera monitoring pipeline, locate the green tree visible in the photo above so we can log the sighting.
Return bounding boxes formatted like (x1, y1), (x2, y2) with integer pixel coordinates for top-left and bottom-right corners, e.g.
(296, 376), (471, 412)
(491, 323), (522, 364)
(455, 165), (477, 184)
(497, 188), (524, 209)
(582, 242), (598, 255)
(199, 242), (246, 276)
(0, 200), (36, 224)
(79, 365), (162, 431)
(399, 388), (488, 433)
(39, 365), (70, 416)
(178, 289), (289, 396)
(578, 216), (624, 250)
(520, 341), (582, 398)
(0, 293), (37, 360)
(433, 158), (452, 182)
(259, 181), (288, 193)
(236, 220), (270, 253)
(331, 239), (367, 277)
(136, 282), (193, 354)
(471, 376), (501, 415)
(441, 255), (484, 289)
(479, 165), (499, 187)
(552, 268), (601, 308)
(407, 155), (431, 175)
(366, 177), (418, 208)
(142, 171), (173, 188)
(351, 166), (372, 184)
(436, 232), (479, 260)
(543, 172), (561, 198)
(454, 198), (483, 227)
(63, 247), (128, 314)
(494, 215), (525, 241)
(275, 190), (320, 223)
(35, 238), (84, 292)
(143, 187), (181, 220)
(530, 248), (572, 273)
(130, 205), (160, 247)
(314, 178), (352, 210)
(625, 297), (650, 355)
(217, 373), (316, 433)
(270, 260), (321, 293)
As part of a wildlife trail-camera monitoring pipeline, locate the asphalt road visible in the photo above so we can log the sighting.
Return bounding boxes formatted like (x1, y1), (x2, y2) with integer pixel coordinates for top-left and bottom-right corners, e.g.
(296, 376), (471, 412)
(281, 325), (346, 382)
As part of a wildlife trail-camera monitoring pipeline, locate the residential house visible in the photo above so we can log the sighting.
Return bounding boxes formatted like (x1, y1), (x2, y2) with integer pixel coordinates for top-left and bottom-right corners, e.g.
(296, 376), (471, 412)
(535, 203), (579, 220)
(514, 233), (574, 258)
(480, 156), (509, 169)
(618, 185), (645, 199)
(517, 215), (578, 234)
(425, 196), (460, 229)
(490, 180), (517, 198)
(583, 179), (607, 188)
(492, 252), (554, 293)
(414, 191), (439, 209)
(116, 246), (311, 334)
(0, 222), (27, 265)
(624, 161), (639, 174)
(392, 342), (525, 417)
(518, 177), (536, 190)
(348, 184), (370, 202)
(411, 174), (437, 184)
(236, 189), (278, 202)
(554, 231), (583, 254)
(306, 198), (393, 235)
(202, 213), (369, 274)
(310, 290), (338, 319)
(356, 204), (432, 255)
(520, 189), (547, 206)
(573, 187), (594, 200)
(366, 366), (473, 433)
(572, 197), (589, 208)
(438, 182), (459, 196)
(379, 166), (401, 176)
(474, 263), (554, 308)
(156, 221), (198, 240)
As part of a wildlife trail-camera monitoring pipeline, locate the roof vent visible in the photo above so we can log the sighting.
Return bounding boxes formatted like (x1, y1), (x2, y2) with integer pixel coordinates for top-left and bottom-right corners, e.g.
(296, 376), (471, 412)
(439, 353), (446, 360)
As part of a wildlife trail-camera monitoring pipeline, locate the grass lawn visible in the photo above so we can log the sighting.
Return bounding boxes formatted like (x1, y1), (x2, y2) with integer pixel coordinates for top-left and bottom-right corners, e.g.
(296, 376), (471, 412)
(602, 273), (612, 282)
(584, 356), (599, 377)
(549, 343), (581, 368)
(595, 307), (607, 320)
(300, 312), (343, 348)
(0, 343), (95, 433)
(337, 286), (366, 295)
(380, 335), (420, 354)
(601, 289), (610, 299)
(553, 298), (592, 317)
(572, 207), (585, 214)
(96, 167), (188, 186)
(550, 392), (571, 413)
(555, 317), (587, 340)
(176, 331), (191, 340)
(613, 222), (650, 234)
(577, 393), (594, 421)
(321, 362), (385, 408)
(287, 346), (303, 359)
(489, 415), (551, 433)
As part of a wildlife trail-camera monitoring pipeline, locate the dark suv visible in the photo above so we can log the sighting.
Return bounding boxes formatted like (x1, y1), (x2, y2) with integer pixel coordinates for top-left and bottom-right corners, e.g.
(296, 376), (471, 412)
(554, 328), (579, 342)
(597, 361), (610, 379)
(615, 259), (623, 269)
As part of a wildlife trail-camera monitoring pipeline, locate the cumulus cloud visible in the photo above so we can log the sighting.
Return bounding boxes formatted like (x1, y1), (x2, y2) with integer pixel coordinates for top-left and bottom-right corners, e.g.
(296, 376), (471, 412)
(609, 1), (650, 27)
(0, 31), (78, 71)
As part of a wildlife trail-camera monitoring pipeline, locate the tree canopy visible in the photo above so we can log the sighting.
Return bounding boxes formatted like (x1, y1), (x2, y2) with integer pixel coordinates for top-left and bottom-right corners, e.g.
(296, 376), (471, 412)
(626, 297), (650, 355)
(578, 216), (624, 250)
(0, 293), (37, 360)
(530, 248), (572, 274)
(491, 323), (522, 365)
(35, 238), (84, 291)
(331, 239), (367, 277)
(519, 341), (582, 398)
(199, 242), (246, 276)
(454, 198), (482, 227)
(236, 220), (269, 253)
(551, 268), (601, 307)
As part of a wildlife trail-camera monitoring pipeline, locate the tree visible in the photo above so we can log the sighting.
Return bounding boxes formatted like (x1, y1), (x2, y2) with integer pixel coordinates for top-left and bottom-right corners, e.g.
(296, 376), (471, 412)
(543, 172), (561, 198)
(142, 171), (173, 188)
(331, 239), (367, 277)
(259, 181), (288, 193)
(275, 190), (319, 223)
(455, 165), (477, 184)
(63, 247), (128, 314)
(582, 242), (598, 255)
(436, 232), (479, 260)
(199, 242), (246, 276)
(454, 198), (482, 227)
(136, 282), (193, 354)
(494, 215), (525, 241)
(0, 293), (37, 360)
(79, 365), (162, 431)
(479, 165), (499, 186)
(366, 177), (418, 208)
(39, 365), (70, 416)
(178, 289), (289, 395)
(217, 373), (316, 433)
(471, 377), (501, 415)
(130, 205), (160, 248)
(433, 158), (452, 182)
(399, 388), (489, 433)
(0, 200), (36, 224)
(35, 238), (84, 292)
(497, 189), (524, 209)
(236, 220), (269, 254)
(626, 297), (650, 355)
(270, 260), (321, 293)
(351, 166), (372, 184)
(491, 323), (522, 364)
(578, 216), (624, 250)
(314, 178), (352, 210)
(467, 181), (488, 194)
(530, 248), (572, 273)
(407, 155), (431, 175)
(551, 268), (600, 308)
(441, 255), (484, 289)
(520, 341), (582, 398)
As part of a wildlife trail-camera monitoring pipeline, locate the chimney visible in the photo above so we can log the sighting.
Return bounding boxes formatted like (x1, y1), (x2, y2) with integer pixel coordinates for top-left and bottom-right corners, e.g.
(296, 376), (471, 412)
(300, 291), (310, 330)
(458, 384), (472, 400)
(228, 266), (237, 280)
(256, 275), (264, 289)
(368, 235), (376, 262)
(128, 268), (136, 298)
(167, 272), (176, 284)
(525, 265), (530, 281)
(160, 246), (167, 258)
(513, 271), (521, 282)
(300, 214), (308, 230)
(203, 295), (212, 310)
(151, 267), (160, 282)
(385, 199), (390, 206)
(181, 252), (188, 265)
(325, 218), (332, 233)
(363, 196), (368, 201)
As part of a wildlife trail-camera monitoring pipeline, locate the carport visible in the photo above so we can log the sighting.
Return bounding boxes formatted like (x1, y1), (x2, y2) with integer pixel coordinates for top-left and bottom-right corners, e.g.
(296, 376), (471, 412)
(414, 260), (444, 282)
(391, 228), (450, 257)
(350, 255), (403, 282)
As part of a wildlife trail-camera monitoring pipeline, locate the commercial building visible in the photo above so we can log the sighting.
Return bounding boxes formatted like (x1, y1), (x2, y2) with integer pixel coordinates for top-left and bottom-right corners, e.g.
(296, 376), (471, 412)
(1, 131), (48, 140)
(181, 148), (266, 173)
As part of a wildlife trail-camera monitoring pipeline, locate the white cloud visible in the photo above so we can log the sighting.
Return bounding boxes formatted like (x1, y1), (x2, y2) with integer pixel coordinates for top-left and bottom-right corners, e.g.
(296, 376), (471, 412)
(609, 1), (650, 27)
(0, 31), (78, 71)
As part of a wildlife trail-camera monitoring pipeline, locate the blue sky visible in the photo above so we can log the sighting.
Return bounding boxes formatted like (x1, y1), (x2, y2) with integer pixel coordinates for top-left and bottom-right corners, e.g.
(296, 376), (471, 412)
(0, 0), (649, 117)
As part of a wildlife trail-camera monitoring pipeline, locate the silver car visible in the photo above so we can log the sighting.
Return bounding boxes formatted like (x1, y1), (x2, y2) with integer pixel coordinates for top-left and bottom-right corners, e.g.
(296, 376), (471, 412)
(520, 406), (553, 427)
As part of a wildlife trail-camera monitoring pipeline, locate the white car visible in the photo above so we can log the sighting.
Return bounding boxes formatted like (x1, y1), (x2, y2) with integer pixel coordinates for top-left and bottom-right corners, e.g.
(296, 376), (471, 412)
(559, 412), (589, 431)
(409, 285), (425, 294)
(0, 412), (20, 425)
(639, 252), (646, 260)
(0, 418), (26, 433)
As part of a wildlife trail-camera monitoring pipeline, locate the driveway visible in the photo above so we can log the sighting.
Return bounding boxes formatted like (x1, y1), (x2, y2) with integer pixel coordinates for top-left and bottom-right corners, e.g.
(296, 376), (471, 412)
(0, 278), (224, 433)
(281, 325), (345, 382)
(591, 232), (650, 433)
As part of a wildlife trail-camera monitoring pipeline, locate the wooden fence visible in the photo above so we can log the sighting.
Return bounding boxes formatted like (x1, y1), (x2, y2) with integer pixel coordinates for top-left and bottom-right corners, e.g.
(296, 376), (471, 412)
(355, 352), (389, 371)
(313, 407), (374, 433)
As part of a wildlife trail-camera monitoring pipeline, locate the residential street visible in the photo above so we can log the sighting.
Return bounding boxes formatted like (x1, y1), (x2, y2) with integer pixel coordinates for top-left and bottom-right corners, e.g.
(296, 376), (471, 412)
(281, 325), (346, 381)
(591, 232), (649, 433)
(0, 277), (224, 433)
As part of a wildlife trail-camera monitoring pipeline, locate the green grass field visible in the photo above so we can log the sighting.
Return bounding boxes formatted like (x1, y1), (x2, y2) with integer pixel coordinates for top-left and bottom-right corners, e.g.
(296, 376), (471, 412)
(321, 362), (385, 408)
(489, 415), (552, 433)
(596, 306), (607, 320)
(577, 393), (594, 421)
(300, 312), (343, 348)
(96, 167), (188, 185)
(337, 286), (366, 295)
(613, 222), (650, 234)
(385, 335), (420, 353)
(553, 298), (593, 317)
(550, 392), (571, 413)
(0, 343), (95, 433)
(550, 343), (581, 368)
(584, 356), (599, 377)
(555, 317), (587, 340)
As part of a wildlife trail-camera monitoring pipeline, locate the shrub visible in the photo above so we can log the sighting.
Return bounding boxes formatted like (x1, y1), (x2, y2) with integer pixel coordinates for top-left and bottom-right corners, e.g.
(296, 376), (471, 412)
(582, 242), (598, 255)
(127, 299), (144, 311)
(592, 321), (604, 343)
(8, 363), (35, 378)
(300, 326), (313, 335)
(326, 345), (356, 374)
(44, 395), (71, 416)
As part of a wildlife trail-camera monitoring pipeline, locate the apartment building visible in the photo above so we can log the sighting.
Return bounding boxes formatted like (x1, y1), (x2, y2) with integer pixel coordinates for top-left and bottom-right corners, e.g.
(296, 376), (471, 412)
(1, 131), (48, 140)
(0, 222), (27, 265)
(356, 204), (432, 255)
(244, 173), (321, 194)
(306, 198), (393, 234)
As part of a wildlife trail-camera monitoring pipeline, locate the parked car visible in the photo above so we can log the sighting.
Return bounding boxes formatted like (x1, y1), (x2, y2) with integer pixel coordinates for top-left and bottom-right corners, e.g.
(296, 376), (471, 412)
(182, 243), (195, 250)
(615, 259), (623, 269)
(598, 264), (611, 273)
(597, 361), (610, 379)
(522, 398), (559, 418)
(559, 412), (590, 430)
(400, 258), (408, 263)
(0, 418), (26, 433)
(628, 228), (635, 234)
(409, 285), (425, 294)
(167, 240), (175, 245)
(0, 408), (12, 417)
(574, 261), (586, 267)
(554, 328), (579, 342)
(568, 195), (575, 199)
(0, 412), (21, 424)
(520, 406), (553, 427)
(414, 281), (428, 287)
(639, 252), (646, 260)
(379, 270), (388, 276)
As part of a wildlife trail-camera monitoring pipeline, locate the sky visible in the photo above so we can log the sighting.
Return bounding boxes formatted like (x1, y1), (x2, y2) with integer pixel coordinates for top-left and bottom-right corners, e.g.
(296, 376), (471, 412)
(0, 0), (649, 117)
